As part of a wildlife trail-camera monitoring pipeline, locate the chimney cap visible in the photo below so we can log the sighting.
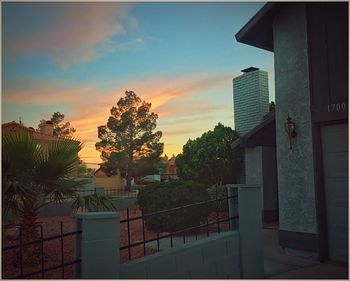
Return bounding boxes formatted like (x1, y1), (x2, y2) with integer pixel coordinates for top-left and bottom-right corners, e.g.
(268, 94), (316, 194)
(241, 67), (259, 73)
(46, 121), (53, 125)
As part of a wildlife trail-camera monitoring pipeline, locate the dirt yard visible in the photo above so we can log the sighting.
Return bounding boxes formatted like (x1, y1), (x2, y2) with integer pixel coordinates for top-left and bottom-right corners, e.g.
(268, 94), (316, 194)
(2, 208), (230, 279)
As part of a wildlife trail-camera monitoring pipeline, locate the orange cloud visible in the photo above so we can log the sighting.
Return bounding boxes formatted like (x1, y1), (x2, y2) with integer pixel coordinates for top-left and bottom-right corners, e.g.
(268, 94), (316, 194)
(3, 79), (95, 105)
(69, 73), (234, 164)
(3, 73), (234, 165)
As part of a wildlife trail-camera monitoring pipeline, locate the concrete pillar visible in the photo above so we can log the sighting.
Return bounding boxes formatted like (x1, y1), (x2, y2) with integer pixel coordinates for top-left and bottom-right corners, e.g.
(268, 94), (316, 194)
(236, 184), (264, 278)
(226, 184), (239, 230)
(75, 212), (120, 279)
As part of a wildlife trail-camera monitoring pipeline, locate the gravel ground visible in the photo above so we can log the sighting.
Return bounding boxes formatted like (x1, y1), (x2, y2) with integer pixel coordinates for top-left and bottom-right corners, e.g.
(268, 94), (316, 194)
(2, 209), (230, 279)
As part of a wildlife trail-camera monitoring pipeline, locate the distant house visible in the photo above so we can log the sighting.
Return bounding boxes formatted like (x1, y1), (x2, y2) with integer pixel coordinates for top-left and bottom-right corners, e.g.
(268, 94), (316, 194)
(160, 154), (178, 181)
(2, 120), (80, 176)
(94, 167), (124, 190)
(235, 2), (348, 263)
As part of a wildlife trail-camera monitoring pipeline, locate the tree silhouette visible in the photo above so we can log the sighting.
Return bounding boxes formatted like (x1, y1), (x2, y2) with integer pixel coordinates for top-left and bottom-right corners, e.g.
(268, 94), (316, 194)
(96, 91), (163, 190)
(38, 112), (76, 137)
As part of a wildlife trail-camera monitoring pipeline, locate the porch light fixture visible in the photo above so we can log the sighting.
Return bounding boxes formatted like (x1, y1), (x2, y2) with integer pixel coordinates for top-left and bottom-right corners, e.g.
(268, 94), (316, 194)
(285, 114), (297, 150)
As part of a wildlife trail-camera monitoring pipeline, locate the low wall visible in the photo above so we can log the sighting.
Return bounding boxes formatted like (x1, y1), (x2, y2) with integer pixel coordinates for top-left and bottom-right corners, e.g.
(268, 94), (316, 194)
(76, 185), (264, 279)
(120, 232), (240, 279)
(39, 201), (73, 217)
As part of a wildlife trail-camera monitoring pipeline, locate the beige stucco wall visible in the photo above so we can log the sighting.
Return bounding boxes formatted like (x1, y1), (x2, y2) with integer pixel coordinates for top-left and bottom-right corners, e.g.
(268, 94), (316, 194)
(95, 174), (124, 190)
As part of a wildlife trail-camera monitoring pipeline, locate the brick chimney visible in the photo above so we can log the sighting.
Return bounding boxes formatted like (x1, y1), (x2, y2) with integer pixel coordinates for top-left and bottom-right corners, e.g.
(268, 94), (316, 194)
(39, 120), (54, 135)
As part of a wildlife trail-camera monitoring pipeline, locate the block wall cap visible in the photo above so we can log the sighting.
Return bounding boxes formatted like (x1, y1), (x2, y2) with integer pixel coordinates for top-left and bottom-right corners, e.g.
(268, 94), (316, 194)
(76, 212), (120, 219)
(226, 184), (261, 189)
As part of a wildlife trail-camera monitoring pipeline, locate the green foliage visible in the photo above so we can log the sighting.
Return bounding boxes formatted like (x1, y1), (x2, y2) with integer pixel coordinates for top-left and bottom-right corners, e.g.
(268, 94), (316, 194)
(137, 181), (211, 233)
(207, 184), (228, 212)
(96, 91), (164, 190)
(175, 123), (243, 185)
(39, 112), (76, 137)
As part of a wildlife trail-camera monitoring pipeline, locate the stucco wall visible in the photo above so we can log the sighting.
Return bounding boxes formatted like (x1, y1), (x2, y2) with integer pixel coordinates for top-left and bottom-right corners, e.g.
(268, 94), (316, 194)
(245, 147), (278, 219)
(245, 147), (263, 186)
(273, 4), (317, 234)
(95, 175), (123, 190)
(262, 147), (278, 213)
(120, 232), (240, 279)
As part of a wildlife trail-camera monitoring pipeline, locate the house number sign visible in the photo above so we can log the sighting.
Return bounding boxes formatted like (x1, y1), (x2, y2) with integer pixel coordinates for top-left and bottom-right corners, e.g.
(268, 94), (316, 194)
(327, 102), (347, 113)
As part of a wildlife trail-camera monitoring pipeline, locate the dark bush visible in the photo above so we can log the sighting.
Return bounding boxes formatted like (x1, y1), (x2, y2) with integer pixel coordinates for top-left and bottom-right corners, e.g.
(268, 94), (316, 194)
(137, 180), (211, 233)
(207, 184), (228, 212)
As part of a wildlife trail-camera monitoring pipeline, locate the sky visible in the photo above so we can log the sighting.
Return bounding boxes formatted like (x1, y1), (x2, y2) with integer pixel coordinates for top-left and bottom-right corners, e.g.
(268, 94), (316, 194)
(2, 2), (274, 168)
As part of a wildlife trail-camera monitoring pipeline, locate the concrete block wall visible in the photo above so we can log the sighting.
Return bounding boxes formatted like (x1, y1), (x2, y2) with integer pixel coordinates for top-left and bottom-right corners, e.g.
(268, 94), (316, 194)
(75, 184), (264, 279)
(120, 232), (240, 279)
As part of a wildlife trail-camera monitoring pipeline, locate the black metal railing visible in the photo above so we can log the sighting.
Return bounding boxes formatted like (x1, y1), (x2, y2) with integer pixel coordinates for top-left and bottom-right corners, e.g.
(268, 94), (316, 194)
(2, 222), (81, 279)
(119, 192), (238, 262)
(74, 188), (138, 198)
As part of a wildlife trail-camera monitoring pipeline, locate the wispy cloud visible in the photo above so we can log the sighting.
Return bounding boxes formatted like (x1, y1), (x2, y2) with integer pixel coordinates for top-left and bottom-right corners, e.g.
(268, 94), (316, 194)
(3, 79), (95, 105)
(4, 3), (138, 68)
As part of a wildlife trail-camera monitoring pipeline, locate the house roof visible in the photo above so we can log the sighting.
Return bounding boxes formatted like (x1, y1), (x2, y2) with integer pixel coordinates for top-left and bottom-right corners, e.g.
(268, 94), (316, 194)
(231, 111), (276, 149)
(2, 121), (77, 142)
(235, 3), (278, 52)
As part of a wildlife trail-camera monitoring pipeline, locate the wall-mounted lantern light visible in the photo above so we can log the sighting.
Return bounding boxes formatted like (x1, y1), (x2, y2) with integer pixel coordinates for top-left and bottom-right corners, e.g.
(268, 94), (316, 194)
(284, 114), (297, 150)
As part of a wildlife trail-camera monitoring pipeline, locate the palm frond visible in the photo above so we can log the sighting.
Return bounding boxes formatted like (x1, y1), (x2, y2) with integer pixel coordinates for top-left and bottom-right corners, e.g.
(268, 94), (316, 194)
(34, 138), (82, 186)
(2, 131), (42, 183)
(71, 193), (117, 212)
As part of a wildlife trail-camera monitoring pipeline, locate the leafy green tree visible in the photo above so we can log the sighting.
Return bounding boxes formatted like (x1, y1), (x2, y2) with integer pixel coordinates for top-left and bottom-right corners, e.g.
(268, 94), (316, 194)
(96, 91), (163, 190)
(38, 112), (76, 137)
(175, 123), (243, 185)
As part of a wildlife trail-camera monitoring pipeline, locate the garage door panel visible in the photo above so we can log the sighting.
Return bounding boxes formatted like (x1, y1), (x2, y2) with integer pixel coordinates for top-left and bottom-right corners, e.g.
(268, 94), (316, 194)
(322, 153), (348, 177)
(321, 123), (348, 263)
(321, 125), (348, 150)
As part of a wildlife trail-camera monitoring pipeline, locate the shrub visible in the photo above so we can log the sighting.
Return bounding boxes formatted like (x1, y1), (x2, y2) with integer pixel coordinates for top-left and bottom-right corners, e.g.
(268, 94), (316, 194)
(137, 180), (211, 233)
(207, 184), (228, 213)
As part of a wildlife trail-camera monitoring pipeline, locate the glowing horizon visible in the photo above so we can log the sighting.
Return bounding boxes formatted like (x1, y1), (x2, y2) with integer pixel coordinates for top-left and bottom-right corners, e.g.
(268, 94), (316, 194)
(2, 2), (274, 169)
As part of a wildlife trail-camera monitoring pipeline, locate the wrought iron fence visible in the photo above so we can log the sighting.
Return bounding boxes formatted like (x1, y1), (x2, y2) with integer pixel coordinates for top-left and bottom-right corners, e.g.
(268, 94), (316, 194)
(74, 188), (138, 198)
(119, 192), (238, 262)
(2, 222), (81, 279)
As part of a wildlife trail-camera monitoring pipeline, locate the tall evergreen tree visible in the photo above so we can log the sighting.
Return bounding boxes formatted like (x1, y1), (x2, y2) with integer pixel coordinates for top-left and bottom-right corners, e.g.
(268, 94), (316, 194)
(96, 91), (163, 190)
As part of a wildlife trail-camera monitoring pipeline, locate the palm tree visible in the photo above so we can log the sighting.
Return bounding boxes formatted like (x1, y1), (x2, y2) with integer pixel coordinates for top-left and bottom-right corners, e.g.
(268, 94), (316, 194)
(2, 130), (117, 267)
(2, 131), (116, 240)
(3, 130), (77, 227)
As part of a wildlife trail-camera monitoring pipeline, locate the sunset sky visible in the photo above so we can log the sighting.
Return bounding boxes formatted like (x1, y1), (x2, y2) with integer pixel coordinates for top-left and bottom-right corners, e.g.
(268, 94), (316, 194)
(2, 2), (274, 168)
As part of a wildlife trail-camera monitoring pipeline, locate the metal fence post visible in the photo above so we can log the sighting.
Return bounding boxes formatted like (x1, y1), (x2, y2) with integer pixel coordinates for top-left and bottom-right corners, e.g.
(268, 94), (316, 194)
(75, 212), (120, 279)
(236, 184), (264, 278)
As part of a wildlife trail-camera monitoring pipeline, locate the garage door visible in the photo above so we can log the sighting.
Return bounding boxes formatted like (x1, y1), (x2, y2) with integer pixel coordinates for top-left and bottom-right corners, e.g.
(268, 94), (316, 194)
(321, 123), (348, 263)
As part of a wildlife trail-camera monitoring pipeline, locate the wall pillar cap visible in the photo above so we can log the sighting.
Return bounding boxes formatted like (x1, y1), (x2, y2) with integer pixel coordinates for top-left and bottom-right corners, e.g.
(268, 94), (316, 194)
(76, 211), (120, 220)
(226, 184), (260, 189)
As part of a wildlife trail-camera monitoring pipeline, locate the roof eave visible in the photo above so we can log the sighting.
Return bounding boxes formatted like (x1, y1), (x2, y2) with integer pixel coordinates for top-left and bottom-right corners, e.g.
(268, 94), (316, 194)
(235, 2), (277, 52)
